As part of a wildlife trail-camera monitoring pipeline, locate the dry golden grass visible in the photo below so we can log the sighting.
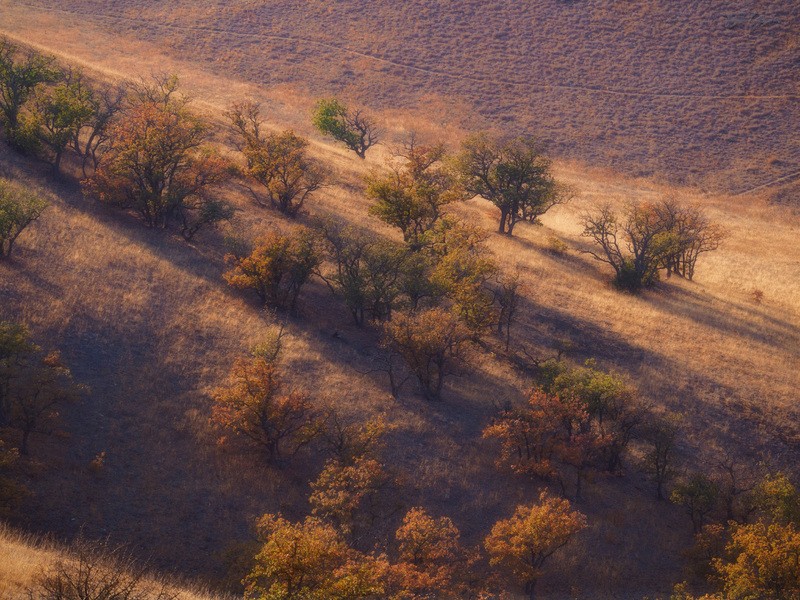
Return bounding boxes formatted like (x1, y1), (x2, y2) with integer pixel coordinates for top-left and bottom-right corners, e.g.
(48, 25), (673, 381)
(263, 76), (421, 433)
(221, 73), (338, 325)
(1, 0), (798, 198)
(0, 12), (798, 600)
(0, 525), (226, 600)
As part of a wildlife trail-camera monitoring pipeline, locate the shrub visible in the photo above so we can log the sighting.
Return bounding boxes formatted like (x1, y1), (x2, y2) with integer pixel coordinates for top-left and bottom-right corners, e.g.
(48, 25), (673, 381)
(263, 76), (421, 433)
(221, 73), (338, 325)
(312, 97), (379, 159)
(382, 308), (471, 401)
(32, 539), (178, 600)
(229, 101), (325, 217)
(0, 177), (47, 258)
(224, 228), (321, 312)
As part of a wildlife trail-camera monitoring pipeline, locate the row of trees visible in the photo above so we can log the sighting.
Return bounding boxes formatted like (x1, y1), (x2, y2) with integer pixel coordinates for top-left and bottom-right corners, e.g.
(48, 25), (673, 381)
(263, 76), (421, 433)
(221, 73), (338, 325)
(0, 39), (235, 240)
(210, 336), (588, 599)
(2, 37), (723, 297)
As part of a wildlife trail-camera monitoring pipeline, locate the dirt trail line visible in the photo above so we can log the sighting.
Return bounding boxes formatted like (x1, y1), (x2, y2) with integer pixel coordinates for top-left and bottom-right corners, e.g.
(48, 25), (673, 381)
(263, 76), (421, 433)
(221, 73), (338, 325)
(734, 169), (800, 196)
(9, 2), (800, 102)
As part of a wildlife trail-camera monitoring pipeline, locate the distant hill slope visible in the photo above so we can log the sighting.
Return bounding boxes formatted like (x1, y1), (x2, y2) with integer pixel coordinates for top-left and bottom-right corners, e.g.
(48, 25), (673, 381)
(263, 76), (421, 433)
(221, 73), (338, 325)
(6, 0), (800, 195)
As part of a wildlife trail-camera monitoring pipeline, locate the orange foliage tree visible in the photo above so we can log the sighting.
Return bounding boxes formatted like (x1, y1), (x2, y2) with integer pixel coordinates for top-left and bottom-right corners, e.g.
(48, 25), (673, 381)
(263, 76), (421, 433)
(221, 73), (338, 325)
(483, 389), (602, 497)
(390, 507), (472, 599)
(382, 307), (471, 401)
(228, 101), (325, 217)
(210, 346), (320, 464)
(244, 513), (388, 600)
(86, 76), (233, 238)
(224, 228), (321, 312)
(484, 491), (587, 600)
(711, 520), (800, 600)
(309, 456), (388, 537)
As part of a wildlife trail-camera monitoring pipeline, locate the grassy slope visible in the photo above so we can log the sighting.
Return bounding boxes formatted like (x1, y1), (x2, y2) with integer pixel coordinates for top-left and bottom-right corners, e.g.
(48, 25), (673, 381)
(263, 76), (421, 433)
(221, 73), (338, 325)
(0, 525), (225, 600)
(2, 0), (799, 197)
(0, 7), (798, 600)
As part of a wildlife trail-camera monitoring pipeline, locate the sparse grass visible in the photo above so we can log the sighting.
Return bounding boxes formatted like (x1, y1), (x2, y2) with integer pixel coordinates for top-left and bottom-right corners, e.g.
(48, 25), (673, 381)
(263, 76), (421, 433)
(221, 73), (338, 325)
(1, 0), (798, 198)
(0, 525), (226, 600)
(0, 9), (797, 600)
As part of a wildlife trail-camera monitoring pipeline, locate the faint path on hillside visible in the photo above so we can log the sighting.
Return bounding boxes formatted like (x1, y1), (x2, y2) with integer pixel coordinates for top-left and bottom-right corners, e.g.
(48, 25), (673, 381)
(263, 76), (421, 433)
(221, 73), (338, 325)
(9, 2), (800, 102)
(733, 169), (800, 196)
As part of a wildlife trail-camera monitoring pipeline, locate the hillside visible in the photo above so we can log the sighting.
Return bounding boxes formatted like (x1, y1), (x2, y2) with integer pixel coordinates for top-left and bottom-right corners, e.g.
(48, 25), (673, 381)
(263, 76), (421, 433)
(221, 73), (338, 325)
(1, 0), (799, 198)
(0, 5), (799, 600)
(0, 525), (225, 600)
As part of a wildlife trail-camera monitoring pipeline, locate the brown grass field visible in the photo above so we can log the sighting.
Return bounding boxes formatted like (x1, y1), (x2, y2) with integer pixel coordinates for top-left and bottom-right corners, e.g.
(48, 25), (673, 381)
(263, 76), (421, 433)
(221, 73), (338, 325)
(0, 2), (799, 599)
(1, 0), (799, 199)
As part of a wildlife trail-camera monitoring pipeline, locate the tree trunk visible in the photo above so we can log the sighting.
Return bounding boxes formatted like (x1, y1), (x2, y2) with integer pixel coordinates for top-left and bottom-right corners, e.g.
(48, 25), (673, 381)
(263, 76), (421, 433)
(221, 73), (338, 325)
(525, 578), (538, 600)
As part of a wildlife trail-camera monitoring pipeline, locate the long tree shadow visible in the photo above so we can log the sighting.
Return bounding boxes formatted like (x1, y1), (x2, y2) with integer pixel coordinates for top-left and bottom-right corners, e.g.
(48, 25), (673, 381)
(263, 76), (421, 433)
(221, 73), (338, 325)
(649, 280), (800, 350)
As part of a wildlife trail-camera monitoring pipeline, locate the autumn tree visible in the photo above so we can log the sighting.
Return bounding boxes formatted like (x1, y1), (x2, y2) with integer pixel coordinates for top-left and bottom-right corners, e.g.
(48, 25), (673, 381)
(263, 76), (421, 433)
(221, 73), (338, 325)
(425, 218), (498, 332)
(312, 97), (379, 159)
(672, 473), (800, 600)
(229, 101), (325, 217)
(0, 177), (48, 258)
(671, 473), (721, 533)
(32, 70), (97, 172)
(321, 412), (388, 466)
(224, 228), (321, 312)
(542, 359), (642, 473)
(85, 75), (232, 237)
(72, 81), (126, 177)
(751, 472), (800, 525)
(7, 349), (83, 456)
(211, 343), (321, 464)
(711, 521), (800, 600)
(494, 268), (522, 352)
(582, 199), (722, 291)
(483, 390), (574, 480)
(0, 323), (83, 455)
(367, 141), (464, 249)
(642, 411), (682, 500)
(0, 38), (60, 147)
(390, 507), (472, 599)
(309, 456), (388, 537)
(484, 491), (587, 600)
(581, 202), (677, 291)
(483, 388), (603, 498)
(316, 220), (409, 325)
(245, 514), (388, 600)
(382, 307), (471, 401)
(455, 133), (566, 235)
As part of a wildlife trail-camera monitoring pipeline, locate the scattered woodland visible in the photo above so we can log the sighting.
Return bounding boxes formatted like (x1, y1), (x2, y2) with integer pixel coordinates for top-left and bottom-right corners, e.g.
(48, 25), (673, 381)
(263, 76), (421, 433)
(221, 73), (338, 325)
(0, 3), (799, 599)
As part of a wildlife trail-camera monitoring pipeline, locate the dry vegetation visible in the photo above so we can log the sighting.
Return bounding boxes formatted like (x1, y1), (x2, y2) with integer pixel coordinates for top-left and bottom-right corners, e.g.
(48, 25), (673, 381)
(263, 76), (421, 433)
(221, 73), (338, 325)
(0, 525), (226, 600)
(1, 0), (798, 199)
(0, 4), (798, 600)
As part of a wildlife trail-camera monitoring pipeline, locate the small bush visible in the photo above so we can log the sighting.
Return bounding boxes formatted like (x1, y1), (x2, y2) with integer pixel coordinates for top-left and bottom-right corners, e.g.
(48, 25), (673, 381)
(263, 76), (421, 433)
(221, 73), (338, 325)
(31, 539), (179, 600)
(0, 178), (48, 259)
